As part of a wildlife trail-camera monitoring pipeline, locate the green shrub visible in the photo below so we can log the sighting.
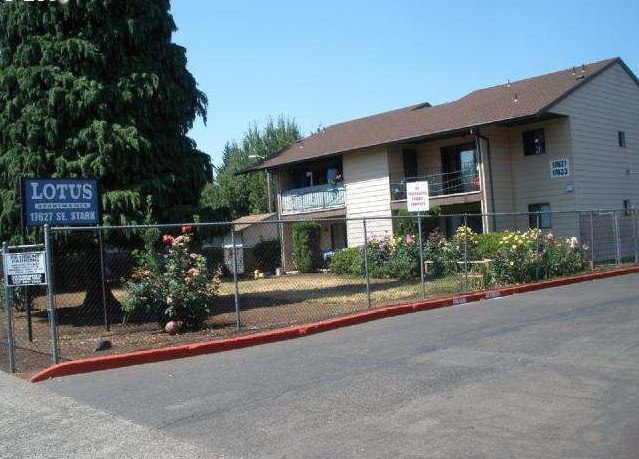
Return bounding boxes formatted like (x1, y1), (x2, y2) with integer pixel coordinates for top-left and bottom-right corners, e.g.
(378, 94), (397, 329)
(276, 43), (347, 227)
(487, 230), (585, 286)
(329, 247), (363, 275)
(394, 209), (420, 238)
(292, 222), (322, 272)
(253, 239), (281, 273)
(122, 229), (221, 329)
(540, 235), (585, 278)
(365, 234), (420, 280)
(424, 229), (458, 277)
(472, 232), (503, 260)
(394, 207), (442, 238)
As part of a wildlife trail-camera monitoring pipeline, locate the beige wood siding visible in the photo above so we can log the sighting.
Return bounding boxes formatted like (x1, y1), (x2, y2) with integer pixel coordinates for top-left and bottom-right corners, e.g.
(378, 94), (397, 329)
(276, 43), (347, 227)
(479, 126), (515, 230)
(387, 145), (404, 177)
(551, 62), (639, 212)
(505, 117), (578, 237)
(344, 147), (393, 246)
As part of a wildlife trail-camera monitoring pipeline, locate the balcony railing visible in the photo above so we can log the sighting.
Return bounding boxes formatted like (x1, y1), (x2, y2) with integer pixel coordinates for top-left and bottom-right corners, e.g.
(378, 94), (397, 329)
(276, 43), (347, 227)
(281, 182), (345, 214)
(390, 165), (480, 201)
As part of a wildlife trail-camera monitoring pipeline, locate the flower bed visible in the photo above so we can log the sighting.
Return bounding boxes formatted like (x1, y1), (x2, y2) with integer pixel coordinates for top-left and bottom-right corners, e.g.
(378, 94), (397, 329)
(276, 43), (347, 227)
(330, 226), (587, 286)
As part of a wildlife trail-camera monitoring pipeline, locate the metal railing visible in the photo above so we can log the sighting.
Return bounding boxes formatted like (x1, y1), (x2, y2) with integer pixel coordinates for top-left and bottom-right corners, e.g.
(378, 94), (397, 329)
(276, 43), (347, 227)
(280, 182), (345, 214)
(390, 164), (480, 201)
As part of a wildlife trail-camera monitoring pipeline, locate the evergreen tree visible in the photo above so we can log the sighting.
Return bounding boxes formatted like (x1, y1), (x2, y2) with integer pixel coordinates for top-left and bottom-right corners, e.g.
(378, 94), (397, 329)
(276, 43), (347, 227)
(0, 0), (211, 241)
(200, 116), (300, 219)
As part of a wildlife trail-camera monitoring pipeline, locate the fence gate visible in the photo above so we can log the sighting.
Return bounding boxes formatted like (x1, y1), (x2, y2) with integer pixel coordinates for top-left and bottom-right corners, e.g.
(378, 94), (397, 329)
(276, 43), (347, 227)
(2, 227), (58, 374)
(589, 212), (618, 264)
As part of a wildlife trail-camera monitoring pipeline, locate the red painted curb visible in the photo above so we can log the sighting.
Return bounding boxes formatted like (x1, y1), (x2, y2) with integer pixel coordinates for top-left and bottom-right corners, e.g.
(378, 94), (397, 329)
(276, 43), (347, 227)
(31, 266), (639, 383)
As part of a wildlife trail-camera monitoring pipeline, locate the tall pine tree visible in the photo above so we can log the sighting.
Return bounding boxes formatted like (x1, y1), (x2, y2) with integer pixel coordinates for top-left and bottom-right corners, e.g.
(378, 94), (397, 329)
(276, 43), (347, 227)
(0, 0), (211, 241)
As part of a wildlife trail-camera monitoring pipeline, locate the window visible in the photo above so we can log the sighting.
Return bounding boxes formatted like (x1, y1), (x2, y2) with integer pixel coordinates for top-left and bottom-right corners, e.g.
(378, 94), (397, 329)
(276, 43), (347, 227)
(623, 199), (632, 216)
(618, 131), (626, 147)
(523, 129), (546, 156)
(529, 203), (551, 229)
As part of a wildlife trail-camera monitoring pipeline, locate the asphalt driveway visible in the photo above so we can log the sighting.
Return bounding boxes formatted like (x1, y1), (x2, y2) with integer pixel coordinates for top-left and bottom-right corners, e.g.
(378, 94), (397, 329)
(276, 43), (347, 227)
(41, 273), (639, 458)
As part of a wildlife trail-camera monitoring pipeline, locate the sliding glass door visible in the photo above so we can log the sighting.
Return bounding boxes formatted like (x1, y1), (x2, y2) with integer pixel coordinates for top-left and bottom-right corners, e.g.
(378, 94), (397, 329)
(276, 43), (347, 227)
(440, 143), (479, 194)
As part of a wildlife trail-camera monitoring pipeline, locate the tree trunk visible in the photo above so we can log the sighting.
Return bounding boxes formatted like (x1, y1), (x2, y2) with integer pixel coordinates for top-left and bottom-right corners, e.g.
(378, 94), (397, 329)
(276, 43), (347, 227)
(80, 246), (121, 324)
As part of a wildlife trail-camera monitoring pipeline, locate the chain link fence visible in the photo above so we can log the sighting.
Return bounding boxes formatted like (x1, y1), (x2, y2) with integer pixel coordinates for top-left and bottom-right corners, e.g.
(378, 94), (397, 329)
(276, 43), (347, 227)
(1, 249), (55, 375)
(2, 210), (638, 376)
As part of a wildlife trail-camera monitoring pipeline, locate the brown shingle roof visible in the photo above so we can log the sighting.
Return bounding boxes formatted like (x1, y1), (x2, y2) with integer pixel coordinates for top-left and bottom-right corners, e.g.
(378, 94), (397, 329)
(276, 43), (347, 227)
(232, 212), (276, 231)
(245, 57), (625, 172)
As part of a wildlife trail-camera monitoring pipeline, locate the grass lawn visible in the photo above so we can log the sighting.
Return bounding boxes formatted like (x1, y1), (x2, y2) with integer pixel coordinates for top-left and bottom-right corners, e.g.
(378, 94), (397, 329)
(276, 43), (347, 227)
(8, 271), (466, 376)
(219, 272), (464, 307)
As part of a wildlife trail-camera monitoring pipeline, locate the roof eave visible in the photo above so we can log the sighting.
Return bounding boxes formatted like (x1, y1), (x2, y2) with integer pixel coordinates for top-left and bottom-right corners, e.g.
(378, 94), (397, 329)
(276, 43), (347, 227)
(237, 116), (555, 174)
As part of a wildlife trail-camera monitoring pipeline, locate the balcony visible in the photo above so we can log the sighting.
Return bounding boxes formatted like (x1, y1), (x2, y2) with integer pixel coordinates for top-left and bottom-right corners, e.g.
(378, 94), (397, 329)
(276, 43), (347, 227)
(281, 182), (345, 214)
(390, 165), (480, 202)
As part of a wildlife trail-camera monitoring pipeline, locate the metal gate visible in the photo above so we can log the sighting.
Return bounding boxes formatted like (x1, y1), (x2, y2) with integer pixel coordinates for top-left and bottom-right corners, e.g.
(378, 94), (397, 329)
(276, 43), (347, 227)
(2, 227), (59, 374)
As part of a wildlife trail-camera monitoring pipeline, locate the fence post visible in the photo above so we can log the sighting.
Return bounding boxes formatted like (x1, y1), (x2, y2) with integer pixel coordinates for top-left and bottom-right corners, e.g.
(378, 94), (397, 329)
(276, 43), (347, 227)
(3, 242), (16, 373)
(230, 225), (241, 331)
(44, 225), (59, 365)
(613, 211), (621, 265)
(362, 219), (371, 308)
(98, 230), (110, 332)
(536, 213), (541, 281)
(633, 210), (638, 264)
(463, 214), (468, 291)
(418, 213), (426, 299)
(590, 211), (595, 269)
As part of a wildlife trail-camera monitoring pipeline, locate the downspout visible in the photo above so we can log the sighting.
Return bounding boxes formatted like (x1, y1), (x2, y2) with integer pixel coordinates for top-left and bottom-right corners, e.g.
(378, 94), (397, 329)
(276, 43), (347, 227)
(477, 132), (497, 232)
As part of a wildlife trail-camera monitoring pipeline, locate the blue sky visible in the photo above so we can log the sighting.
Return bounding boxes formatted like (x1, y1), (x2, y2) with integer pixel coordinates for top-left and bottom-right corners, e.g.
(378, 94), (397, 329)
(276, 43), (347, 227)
(170, 0), (639, 166)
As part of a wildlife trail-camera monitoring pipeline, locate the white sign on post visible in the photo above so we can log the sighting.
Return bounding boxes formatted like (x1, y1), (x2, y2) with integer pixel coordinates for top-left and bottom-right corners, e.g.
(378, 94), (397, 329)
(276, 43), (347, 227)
(3, 251), (47, 286)
(406, 181), (430, 213)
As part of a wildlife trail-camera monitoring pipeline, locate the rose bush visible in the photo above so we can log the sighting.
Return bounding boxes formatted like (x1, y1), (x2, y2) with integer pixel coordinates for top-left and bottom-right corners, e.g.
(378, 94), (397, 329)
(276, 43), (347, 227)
(328, 224), (585, 284)
(123, 227), (221, 329)
(487, 229), (585, 286)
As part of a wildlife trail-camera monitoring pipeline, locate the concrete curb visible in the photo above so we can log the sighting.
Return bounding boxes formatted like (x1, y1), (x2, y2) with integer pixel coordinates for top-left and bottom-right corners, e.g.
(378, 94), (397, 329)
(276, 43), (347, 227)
(31, 266), (639, 383)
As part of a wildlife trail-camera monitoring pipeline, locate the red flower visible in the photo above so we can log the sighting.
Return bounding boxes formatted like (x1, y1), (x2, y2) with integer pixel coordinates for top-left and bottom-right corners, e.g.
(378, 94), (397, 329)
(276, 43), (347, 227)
(181, 225), (193, 234)
(162, 235), (174, 245)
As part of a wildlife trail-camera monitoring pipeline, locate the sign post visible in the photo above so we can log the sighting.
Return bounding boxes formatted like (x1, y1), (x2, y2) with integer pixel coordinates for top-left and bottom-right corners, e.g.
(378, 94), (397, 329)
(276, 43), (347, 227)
(2, 242), (16, 373)
(44, 225), (59, 365)
(2, 242), (50, 372)
(406, 181), (430, 299)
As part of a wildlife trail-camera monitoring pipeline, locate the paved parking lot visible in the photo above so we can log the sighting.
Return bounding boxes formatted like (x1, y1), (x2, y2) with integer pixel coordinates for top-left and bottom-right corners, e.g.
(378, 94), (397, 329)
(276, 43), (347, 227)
(34, 274), (639, 458)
